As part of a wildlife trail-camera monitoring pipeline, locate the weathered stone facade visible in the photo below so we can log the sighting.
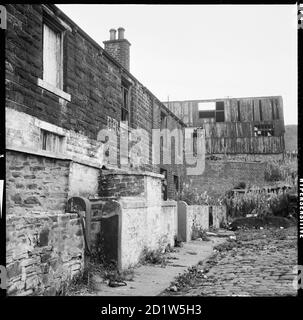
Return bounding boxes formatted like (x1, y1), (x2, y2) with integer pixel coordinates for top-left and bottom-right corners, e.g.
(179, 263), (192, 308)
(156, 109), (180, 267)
(5, 3), (188, 295)
(6, 212), (84, 295)
(186, 160), (266, 199)
(5, 3), (186, 199)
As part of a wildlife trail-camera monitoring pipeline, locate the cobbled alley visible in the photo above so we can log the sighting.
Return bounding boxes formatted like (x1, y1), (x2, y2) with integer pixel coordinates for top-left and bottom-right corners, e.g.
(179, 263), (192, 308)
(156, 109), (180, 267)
(163, 227), (297, 296)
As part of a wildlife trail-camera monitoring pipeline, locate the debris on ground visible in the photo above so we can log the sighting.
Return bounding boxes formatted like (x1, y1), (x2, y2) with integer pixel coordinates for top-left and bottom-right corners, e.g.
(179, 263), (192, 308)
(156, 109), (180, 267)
(161, 227), (297, 296)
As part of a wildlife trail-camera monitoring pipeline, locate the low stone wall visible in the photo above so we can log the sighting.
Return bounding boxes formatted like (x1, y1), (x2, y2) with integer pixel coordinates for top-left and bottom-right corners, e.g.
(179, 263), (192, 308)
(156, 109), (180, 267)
(98, 171), (145, 198)
(177, 201), (226, 241)
(95, 197), (177, 270)
(161, 201), (178, 248)
(120, 198), (177, 269)
(6, 212), (84, 296)
(178, 202), (209, 242)
(212, 206), (227, 229)
(187, 205), (209, 240)
(98, 169), (163, 199)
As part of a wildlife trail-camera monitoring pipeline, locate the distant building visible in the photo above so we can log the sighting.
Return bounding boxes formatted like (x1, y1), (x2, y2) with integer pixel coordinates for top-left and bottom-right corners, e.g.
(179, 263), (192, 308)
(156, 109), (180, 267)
(164, 96), (285, 161)
(163, 96), (286, 199)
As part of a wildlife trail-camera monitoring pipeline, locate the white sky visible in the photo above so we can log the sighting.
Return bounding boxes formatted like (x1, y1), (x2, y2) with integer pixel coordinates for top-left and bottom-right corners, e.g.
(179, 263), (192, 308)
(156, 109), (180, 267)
(57, 4), (297, 125)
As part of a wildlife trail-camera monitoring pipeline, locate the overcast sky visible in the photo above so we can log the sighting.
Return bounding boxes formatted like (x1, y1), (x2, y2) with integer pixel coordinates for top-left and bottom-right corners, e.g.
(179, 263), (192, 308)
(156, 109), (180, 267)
(57, 4), (297, 125)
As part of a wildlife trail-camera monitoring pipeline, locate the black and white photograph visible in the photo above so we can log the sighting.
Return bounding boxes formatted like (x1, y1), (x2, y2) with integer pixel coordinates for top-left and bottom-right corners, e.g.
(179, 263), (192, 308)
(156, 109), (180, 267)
(0, 2), (302, 311)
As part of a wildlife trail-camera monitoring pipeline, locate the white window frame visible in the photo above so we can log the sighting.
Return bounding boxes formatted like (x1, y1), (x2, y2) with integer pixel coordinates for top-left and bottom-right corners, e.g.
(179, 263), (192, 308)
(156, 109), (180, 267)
(37, 15), (71, 102)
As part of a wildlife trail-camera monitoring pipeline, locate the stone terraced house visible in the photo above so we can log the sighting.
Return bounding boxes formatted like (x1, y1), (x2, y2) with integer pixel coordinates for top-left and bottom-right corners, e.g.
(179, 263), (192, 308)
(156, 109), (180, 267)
(5, 4), (190, 295)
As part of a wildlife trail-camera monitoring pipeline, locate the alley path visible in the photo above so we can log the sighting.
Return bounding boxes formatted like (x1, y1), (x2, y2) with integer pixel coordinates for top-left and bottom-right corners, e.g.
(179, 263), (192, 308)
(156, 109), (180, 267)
(162, 227), (297, 296)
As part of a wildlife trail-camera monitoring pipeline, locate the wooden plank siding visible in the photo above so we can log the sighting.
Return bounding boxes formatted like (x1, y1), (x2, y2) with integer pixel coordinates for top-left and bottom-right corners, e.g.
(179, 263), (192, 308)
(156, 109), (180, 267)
(224, 99), (232, 122)
(164, 96), (285, 155)
(230, 99), (239, 122)
(205, 136), (284, 154)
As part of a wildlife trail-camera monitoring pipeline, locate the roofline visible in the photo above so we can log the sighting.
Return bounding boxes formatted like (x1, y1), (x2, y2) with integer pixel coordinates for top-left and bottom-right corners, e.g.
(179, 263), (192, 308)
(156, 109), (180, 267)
(162, 95), (283, 104)
(49, 4), (186, 127)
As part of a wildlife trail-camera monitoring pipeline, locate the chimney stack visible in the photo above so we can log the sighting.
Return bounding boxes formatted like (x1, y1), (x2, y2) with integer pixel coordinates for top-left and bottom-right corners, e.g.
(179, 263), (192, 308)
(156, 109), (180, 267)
(103, 27), (131, 71)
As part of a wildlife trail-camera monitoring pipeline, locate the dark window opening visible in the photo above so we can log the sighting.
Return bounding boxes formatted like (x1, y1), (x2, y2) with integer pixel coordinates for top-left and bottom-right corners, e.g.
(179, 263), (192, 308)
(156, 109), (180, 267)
(237, 101), (241, 121)
(271, 100), (275, 120)
(193, 129), (198, 156)
(160, 168), (168, 200)
(216, 101), (225, 111)
(275, 101), (280, 120)
(215, 101), (225, 122)
(216, 111), (224, 122)
(160, 112), (167, 129)
(121, 85), (129, 123)
(199, 110), (215, 119)
(259, 100), (263, 121)
(254, 124), (274, 137)
(174, 175), (179, 192)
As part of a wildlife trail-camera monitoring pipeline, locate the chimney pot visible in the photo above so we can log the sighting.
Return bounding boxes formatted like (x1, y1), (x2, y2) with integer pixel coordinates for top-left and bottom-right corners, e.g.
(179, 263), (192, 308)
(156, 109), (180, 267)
(109, 28), (116, 40)
(118, 27), (125, 40)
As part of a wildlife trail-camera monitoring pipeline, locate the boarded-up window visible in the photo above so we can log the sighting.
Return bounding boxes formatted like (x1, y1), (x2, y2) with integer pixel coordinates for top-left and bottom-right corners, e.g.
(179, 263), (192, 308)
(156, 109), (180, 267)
(40, 129), (65, 153)
(43, 23), (62, 89)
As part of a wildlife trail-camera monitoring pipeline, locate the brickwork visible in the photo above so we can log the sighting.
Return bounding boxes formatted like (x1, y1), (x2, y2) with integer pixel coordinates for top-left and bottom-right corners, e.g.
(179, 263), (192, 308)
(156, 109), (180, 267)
(98, 171), (145, 198)
(186, 160), (266, 199)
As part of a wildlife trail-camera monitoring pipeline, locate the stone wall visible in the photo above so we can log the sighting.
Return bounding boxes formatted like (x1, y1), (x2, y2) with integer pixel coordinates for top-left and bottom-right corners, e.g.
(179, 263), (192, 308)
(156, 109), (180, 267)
(6, 150), (70, 215)
(186, 160), (266, 199)
(177, 201), (226, 242)
(161, 201), (178, 247)
(212, 206), (227, 229)
(68, 162), (99, 198)
(98, 170), (145, 198)
(119, 198), (177, 269)
(187, 205), (209, 240)
(5, 4), (185, 178)
(6, 212), (84, 296)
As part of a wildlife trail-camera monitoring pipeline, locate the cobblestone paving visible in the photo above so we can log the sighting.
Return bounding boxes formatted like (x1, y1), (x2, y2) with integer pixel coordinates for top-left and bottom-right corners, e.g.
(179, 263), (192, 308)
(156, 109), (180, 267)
(164, 227), (297, 296)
